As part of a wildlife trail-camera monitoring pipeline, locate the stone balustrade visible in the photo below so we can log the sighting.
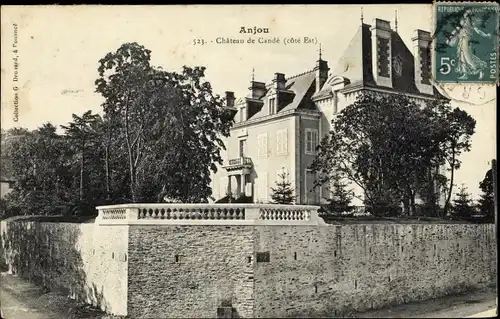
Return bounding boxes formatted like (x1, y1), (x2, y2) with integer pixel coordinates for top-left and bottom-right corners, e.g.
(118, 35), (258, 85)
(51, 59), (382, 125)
(95, 203), (325, 226)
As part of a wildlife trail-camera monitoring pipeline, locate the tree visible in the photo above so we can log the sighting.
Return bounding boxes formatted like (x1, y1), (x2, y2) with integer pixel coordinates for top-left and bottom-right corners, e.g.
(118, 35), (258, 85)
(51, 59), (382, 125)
(270, 169), (295, 204)
(322, 174), (354, 215)
(3, 124), (73, 216)
(432, 102), (477, 216)
(311, 93), (436, 216)
(452, 184), (475, 219)
(61, 111), (101, 202)
(95, 42), (234, 203)
(477, 168), (494, 221)
(310, 92), (475, 218)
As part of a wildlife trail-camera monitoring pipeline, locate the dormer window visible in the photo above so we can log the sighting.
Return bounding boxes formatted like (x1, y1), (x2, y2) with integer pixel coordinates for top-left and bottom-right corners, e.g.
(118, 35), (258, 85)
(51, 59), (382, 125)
(269, 98), (276, 114)
(239, 106), (246, 122)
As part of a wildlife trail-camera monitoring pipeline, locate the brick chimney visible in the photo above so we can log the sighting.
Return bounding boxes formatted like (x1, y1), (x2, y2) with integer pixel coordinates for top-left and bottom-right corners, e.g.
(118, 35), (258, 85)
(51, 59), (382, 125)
(225, 91), (235, 108)
(314, 59), (329, 92)
(273, 73), (286, 91)
(371, 18), (393, 88)
(412, 29), (433, 95)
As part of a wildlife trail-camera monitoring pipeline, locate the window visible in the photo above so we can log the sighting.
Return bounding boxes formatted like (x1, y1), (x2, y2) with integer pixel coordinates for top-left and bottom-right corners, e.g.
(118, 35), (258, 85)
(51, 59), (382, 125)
(305, 170), (320, 204)
(239, 139), (247, 157)
(305, 129), (319, 155)
(276, 129), (288, 156)
(239, 107), (246, 122)
(269, 98), (276, 114)
(257, 133), (268, 158)
(257, 172), (268, 201)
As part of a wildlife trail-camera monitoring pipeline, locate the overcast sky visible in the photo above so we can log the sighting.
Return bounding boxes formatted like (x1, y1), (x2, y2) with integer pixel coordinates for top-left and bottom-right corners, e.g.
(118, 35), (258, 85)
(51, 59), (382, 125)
(0, 5), (496, 197)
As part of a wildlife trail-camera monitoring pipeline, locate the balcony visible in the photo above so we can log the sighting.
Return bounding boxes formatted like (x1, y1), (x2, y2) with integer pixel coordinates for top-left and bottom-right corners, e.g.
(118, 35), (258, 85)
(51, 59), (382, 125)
(223, 157), (253, 172)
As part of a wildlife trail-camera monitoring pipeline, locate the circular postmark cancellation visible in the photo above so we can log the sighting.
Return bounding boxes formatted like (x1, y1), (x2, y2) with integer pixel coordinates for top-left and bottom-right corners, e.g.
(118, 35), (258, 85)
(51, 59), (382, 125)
(432, 1), (499, 105)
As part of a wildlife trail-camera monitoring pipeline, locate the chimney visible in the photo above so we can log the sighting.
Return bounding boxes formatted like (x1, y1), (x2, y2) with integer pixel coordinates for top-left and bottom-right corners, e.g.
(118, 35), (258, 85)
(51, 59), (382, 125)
(371, 18), (393, 88)
(412, 29), (433, 95)
(314, 59), (329, 92)
(249, 81), (267, 99)
(273, 73), (286, 91)
(225, 91), (235, 108)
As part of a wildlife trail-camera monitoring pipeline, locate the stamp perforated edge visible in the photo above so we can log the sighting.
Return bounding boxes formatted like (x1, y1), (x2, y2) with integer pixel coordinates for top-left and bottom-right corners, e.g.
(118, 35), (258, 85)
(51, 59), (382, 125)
(431, 0), (500, 86)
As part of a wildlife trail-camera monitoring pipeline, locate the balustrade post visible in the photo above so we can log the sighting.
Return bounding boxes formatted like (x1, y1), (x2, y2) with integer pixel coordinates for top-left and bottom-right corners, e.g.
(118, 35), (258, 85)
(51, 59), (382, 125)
(245, 206), (260, 220)
(126, 208), (140, 222)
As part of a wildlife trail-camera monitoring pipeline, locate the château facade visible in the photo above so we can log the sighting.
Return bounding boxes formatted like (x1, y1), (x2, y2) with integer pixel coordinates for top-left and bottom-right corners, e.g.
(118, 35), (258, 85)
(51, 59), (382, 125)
(211, 18), (446, 206)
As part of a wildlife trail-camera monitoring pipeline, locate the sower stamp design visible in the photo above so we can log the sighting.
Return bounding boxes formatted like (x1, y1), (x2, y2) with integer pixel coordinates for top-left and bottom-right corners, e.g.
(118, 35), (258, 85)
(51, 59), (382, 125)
(434, 2), (499, 84)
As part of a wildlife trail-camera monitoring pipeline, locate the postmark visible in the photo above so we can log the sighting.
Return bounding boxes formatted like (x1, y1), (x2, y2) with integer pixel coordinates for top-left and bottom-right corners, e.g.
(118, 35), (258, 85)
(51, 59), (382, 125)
(434, 1), (499, 84)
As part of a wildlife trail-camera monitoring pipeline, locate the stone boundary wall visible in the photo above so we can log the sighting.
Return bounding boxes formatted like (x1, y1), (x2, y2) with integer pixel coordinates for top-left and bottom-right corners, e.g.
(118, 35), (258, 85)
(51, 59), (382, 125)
(0, 216), (129, 316)
(1, 213), (496, 318)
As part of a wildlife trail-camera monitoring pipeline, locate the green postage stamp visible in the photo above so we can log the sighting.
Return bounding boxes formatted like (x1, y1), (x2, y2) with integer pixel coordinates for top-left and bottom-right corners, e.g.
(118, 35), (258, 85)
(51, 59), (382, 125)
(434, 1), (499, 84)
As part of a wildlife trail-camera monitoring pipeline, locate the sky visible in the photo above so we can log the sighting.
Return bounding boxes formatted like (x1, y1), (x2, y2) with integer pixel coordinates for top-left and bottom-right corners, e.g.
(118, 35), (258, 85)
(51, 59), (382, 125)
(0, 5), (496, 198)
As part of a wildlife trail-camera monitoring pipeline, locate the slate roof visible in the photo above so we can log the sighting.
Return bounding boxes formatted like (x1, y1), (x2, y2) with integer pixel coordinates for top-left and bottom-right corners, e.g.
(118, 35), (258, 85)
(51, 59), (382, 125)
(313, 23), (446, 100)
(246, 70), (317, 121)
(238, 22), (446, 122)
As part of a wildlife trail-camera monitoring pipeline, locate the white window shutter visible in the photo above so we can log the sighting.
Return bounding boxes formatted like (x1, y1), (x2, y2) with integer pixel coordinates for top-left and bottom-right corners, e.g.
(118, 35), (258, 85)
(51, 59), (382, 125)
(263, 133), (268, 158)
(313, 130), (318, 151)
(283, 129), (288, 154)
(276, 131), (281, 154)
(245, 183), (252, 197)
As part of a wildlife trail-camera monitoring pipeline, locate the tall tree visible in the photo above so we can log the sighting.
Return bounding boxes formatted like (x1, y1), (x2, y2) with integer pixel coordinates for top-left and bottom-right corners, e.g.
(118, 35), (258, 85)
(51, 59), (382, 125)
(95, 42), (233, 203)
(431, 101), (476, 216)
(61, 111), (100, 201)
(477, 168), (494, 221)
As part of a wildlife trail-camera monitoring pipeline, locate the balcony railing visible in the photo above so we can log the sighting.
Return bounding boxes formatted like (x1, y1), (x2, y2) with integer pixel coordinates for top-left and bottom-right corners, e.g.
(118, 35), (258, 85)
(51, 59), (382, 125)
(223, 157), (253, 170)
(96, 203), (325, 226)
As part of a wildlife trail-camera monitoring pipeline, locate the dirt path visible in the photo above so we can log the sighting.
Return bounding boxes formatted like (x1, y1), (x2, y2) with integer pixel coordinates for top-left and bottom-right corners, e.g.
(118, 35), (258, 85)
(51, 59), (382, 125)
(351, 286), (497, 318)
(0, 272), (114, 319)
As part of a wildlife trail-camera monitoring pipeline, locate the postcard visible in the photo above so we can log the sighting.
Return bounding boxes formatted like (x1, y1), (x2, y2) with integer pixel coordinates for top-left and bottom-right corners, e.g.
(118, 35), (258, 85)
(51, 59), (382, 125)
(0, 4), (497, 319)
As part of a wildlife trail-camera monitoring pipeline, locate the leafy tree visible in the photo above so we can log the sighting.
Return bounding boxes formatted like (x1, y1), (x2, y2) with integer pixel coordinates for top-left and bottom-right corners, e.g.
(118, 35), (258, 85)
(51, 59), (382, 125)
(452, 184), (475, 219)
(311, 93), (434, 216)
(95, 42), (233, 203)
(322, 174), (354, 215)
(310, 92), (475, 218)
(477, 168), (494, 221)
(3, 124), (72, 216)
(431, 102), (477, 216)
(270, 169), (295, 204)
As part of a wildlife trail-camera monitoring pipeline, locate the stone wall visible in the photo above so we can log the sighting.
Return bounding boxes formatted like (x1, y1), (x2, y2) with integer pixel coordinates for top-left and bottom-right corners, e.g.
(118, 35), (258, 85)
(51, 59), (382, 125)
(0, 217), (128, 316)
(127, 225), (255, 318)
(1, 217), (496, 318)
(252, 224), (497, 318)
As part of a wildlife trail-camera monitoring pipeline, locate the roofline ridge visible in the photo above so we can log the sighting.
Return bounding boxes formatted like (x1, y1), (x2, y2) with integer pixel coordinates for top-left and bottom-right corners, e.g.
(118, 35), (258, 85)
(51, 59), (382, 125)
(286, 69), (315, 80)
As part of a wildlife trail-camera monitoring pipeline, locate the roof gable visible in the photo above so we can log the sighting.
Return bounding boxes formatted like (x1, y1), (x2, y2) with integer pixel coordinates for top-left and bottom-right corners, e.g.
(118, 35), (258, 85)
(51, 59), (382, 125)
(247, 70), (316, 120)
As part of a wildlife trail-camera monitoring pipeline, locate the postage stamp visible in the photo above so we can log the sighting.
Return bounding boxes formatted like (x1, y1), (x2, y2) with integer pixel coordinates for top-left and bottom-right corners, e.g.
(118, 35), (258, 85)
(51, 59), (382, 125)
(434, 1), (499, 84)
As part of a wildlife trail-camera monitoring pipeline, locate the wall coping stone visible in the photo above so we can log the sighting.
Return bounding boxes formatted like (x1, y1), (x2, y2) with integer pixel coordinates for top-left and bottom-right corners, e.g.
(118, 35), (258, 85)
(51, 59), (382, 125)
(95, 203), (326, 226)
